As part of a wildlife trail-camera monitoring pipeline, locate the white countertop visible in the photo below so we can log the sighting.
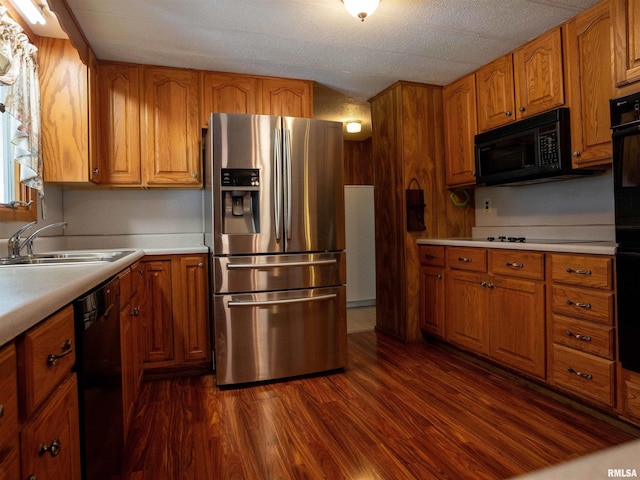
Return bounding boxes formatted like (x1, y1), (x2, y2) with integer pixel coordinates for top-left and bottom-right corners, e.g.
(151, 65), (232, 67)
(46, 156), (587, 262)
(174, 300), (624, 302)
(417, 238), (618, 255)
(0, 246), (209, 347)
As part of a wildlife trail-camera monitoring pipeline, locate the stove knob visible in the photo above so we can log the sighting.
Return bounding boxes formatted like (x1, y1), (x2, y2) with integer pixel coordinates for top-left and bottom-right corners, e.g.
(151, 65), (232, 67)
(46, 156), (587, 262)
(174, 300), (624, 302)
(487, 237), (495, 241)
(517, 237), (526, 243)
(507, 237), (517, 242)
(498, 236), (506, 242)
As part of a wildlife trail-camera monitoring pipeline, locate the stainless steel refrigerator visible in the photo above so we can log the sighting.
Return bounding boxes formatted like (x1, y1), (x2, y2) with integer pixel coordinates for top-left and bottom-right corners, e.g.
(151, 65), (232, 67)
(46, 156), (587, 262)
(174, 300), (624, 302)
(204, 113), (347, 386)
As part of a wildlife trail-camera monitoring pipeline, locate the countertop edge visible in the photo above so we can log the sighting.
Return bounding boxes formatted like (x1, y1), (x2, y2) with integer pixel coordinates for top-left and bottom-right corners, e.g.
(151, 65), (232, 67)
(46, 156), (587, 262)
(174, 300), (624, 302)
(416, 238), (617, 256)
(0, 246), (210, 347)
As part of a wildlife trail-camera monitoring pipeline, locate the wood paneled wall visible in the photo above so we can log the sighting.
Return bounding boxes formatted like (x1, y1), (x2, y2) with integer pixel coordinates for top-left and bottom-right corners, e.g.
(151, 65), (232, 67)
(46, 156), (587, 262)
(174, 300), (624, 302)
(370, 81), (475, 342)
(343, 138), (373, 185)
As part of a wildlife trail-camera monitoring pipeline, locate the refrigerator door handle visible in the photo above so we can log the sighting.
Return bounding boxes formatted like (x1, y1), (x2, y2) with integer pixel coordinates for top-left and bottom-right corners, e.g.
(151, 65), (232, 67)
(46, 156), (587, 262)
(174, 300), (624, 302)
(284, 128), (292, 240)
(274, 128), (282, 241)
(227, 259), (338, 269)
(228, 293), (337, 307)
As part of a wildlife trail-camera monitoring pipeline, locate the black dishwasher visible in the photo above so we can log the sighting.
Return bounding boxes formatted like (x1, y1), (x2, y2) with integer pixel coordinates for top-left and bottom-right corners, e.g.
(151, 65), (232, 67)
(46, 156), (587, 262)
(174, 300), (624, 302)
(73, 276), (123, 480)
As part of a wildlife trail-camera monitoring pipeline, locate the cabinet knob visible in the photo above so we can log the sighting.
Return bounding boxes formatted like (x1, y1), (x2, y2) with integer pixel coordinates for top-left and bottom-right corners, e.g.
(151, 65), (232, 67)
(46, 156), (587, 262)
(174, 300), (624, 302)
(505, 111), (512, 117)
(572, 151), (581, 157)
(93, 168), (100, 174)
(436, 274), (442, 280)
(0, 403), (3, 418)
(38, 438), (61, 458)
(519, 106), (525, 112)
(192, 173), (198, 178)
(198, 262), (204, 268)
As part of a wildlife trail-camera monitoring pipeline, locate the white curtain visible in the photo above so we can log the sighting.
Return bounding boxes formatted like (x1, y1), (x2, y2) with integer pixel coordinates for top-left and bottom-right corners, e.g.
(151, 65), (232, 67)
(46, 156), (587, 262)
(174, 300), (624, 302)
(0, 6), (42, 196)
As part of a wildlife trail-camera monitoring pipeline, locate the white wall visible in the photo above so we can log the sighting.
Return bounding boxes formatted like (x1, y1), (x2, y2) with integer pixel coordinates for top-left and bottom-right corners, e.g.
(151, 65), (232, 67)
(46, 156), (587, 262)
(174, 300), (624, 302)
(473, 169), (615, 241)
(345, 186), (376, 306)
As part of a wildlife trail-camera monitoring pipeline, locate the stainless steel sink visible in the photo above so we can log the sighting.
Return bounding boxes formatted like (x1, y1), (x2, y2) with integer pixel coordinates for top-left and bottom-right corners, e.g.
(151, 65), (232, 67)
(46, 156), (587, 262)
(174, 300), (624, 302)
(0, 250), (136, 266)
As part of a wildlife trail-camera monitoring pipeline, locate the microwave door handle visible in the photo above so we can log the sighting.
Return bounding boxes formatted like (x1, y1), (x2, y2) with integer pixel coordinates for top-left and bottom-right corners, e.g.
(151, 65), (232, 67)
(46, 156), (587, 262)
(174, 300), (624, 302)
(274, 128), (282, 241)
(612, 124), (640, 137)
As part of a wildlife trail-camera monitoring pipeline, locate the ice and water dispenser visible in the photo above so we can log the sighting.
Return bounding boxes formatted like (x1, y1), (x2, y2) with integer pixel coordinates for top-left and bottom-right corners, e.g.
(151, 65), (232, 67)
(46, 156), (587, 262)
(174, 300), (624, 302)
(221, 168), (260, 234)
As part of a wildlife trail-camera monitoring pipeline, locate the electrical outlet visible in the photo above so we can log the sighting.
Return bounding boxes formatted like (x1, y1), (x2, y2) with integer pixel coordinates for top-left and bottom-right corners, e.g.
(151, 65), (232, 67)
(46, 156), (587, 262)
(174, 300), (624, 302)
(483, 198), (491, 213)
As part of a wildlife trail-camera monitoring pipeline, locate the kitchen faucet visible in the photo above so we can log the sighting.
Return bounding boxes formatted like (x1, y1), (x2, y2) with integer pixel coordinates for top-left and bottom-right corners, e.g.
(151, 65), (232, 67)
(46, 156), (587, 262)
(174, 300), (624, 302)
(7, 221), (67, 258)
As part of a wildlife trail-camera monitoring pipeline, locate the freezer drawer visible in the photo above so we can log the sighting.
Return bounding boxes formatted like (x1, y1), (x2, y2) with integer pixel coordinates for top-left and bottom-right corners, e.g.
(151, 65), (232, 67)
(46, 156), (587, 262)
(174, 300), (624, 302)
(213, 286), (347, 386)
(213, 252), (345, 293)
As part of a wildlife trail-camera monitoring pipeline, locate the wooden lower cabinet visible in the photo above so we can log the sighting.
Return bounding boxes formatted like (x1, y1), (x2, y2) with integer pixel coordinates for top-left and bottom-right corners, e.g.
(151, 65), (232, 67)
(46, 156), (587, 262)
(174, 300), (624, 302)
(434, 247), (546, 379)
(20, 375), (81, 480)
(0, 342), (20, 480)
(141, 254), (211, 376)
(419, 266), (445, 338)
(446, 269), (489, 354)
(621, 369), (640, 423)
(489, 275), (546, 379)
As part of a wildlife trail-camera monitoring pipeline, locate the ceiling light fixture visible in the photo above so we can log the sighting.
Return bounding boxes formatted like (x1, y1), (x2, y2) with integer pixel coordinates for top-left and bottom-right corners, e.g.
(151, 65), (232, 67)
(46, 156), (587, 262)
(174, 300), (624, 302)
(341, 0), (380, 22)
(346, 121), (362, 133)
(9, 0), (46, 24)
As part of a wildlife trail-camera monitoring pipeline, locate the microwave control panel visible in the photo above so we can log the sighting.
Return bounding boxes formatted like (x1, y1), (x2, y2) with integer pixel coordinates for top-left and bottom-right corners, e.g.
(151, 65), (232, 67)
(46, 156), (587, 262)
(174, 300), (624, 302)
(538, 125), (560, 168)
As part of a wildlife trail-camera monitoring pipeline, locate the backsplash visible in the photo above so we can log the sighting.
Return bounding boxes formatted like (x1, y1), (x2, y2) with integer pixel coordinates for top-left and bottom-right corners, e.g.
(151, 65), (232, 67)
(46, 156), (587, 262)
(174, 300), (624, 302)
(473, 168), (615, 241)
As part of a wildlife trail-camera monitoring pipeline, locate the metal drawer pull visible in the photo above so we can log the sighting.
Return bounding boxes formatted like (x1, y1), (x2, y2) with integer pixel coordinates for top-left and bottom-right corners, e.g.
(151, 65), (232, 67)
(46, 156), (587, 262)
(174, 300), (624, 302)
(566, 267), (592, 275)
(424, 254), (436, 259)
(229, 293), (337, 307)
(567, 366), (592, 380)
(566, 330), (592, 342)
(228, 259), (337, 269)
(505, 262), (524, 268)
(566, 299), (591, 309)
(46, 339), (73, 366)
(38, 438), (61, 457)
(458, 257), (472, 263)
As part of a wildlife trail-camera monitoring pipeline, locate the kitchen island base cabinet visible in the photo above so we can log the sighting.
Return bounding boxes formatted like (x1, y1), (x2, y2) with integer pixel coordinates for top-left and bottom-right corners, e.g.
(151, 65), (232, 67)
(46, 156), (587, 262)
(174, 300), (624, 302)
(140, 254), (211, 378)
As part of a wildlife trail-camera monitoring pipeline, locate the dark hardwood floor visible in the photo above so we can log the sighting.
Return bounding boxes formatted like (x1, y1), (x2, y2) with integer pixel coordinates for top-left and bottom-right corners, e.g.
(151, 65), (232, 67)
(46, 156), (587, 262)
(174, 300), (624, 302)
(121, 332), (639, 479)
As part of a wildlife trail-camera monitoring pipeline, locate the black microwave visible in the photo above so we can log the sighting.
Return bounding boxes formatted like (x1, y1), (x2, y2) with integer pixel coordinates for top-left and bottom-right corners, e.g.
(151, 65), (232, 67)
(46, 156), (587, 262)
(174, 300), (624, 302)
(475, 108), (596, 185)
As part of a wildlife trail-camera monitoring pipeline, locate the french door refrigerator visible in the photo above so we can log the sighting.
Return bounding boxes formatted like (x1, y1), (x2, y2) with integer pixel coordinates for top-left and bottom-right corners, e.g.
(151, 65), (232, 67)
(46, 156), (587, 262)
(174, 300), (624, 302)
(204, 112), (347, 386)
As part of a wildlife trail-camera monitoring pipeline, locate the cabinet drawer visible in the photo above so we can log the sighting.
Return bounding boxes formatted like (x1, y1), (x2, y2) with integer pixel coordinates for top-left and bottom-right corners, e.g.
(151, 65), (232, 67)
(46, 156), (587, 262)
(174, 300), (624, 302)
(18, 306), (76, 417)
(551, 285), (614, 324)
(550, 254), (613, 289)
(552, 344), (614, 406)
(0, 343), (19, 447)
(552, 314), (614, 359)
(419, 245), (445, 266)
(490, 250), (544, 280)
(20, 374), (81, 480)
(446, 247), (487, 272)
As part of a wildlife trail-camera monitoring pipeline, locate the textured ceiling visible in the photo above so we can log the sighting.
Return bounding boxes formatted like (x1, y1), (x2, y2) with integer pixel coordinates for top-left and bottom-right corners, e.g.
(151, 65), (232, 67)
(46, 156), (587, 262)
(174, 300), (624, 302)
(54, 0), (601, 139)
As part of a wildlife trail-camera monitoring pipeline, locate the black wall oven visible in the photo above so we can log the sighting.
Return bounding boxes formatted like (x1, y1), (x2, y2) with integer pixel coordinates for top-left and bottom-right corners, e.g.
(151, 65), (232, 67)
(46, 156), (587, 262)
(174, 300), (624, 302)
(612, 91), (640, 374)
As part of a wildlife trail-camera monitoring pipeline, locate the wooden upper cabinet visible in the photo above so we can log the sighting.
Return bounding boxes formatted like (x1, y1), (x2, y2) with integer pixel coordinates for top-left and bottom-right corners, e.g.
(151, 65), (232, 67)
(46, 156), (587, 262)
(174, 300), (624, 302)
(141, 67), (202, 186)
(201, 72), (261, 125)
(39, 37), (90, 183)
(513, 27), (565, 119)
(261, 78), (313, 118)
(87, 50), (102, 184)
(476, 28), (564, 132)
(443, 73), (477, 187)
(611, 0), (640, 93)
(97, 63), (142, 184)
(565, 0), (613, 168)
(476, 53), (516, 131)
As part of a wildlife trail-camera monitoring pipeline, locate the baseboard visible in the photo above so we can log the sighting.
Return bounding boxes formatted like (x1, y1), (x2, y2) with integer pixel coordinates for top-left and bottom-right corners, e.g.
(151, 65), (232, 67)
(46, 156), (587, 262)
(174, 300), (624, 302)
(347, 300), (376, 308)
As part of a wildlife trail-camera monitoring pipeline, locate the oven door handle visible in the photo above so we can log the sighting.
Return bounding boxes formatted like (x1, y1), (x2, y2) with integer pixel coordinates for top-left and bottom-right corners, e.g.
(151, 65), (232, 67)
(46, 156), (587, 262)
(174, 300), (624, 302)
(612, 124), (640, 137)
(229, 294), (336, 307)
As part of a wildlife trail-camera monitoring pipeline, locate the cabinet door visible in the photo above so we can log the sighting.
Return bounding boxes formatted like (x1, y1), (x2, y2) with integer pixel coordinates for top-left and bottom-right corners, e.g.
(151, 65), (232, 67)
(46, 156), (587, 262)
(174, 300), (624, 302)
(97, 63), (142, 185)
(445, 270), (488, 354)
(21, 375), (81, 480)
(476, 54), (516, 131)
(612, 0), (640, 90)
(118, 267), (135, 441)
(513, 28), (565, 119)
(39, 37), (90, 183)
(88, 50), (102, 184)
(201, 72), (261, 125)
(260, 78), (313, 117)
(489, 276), (546, 378)
(565, 1), (613, 168)
(141, 259), (174, 364)
(173, 255), (211, 364)
(443, 74), (477, 187)
(420, 266), (445, 338)
(142, 67), (202, 186)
